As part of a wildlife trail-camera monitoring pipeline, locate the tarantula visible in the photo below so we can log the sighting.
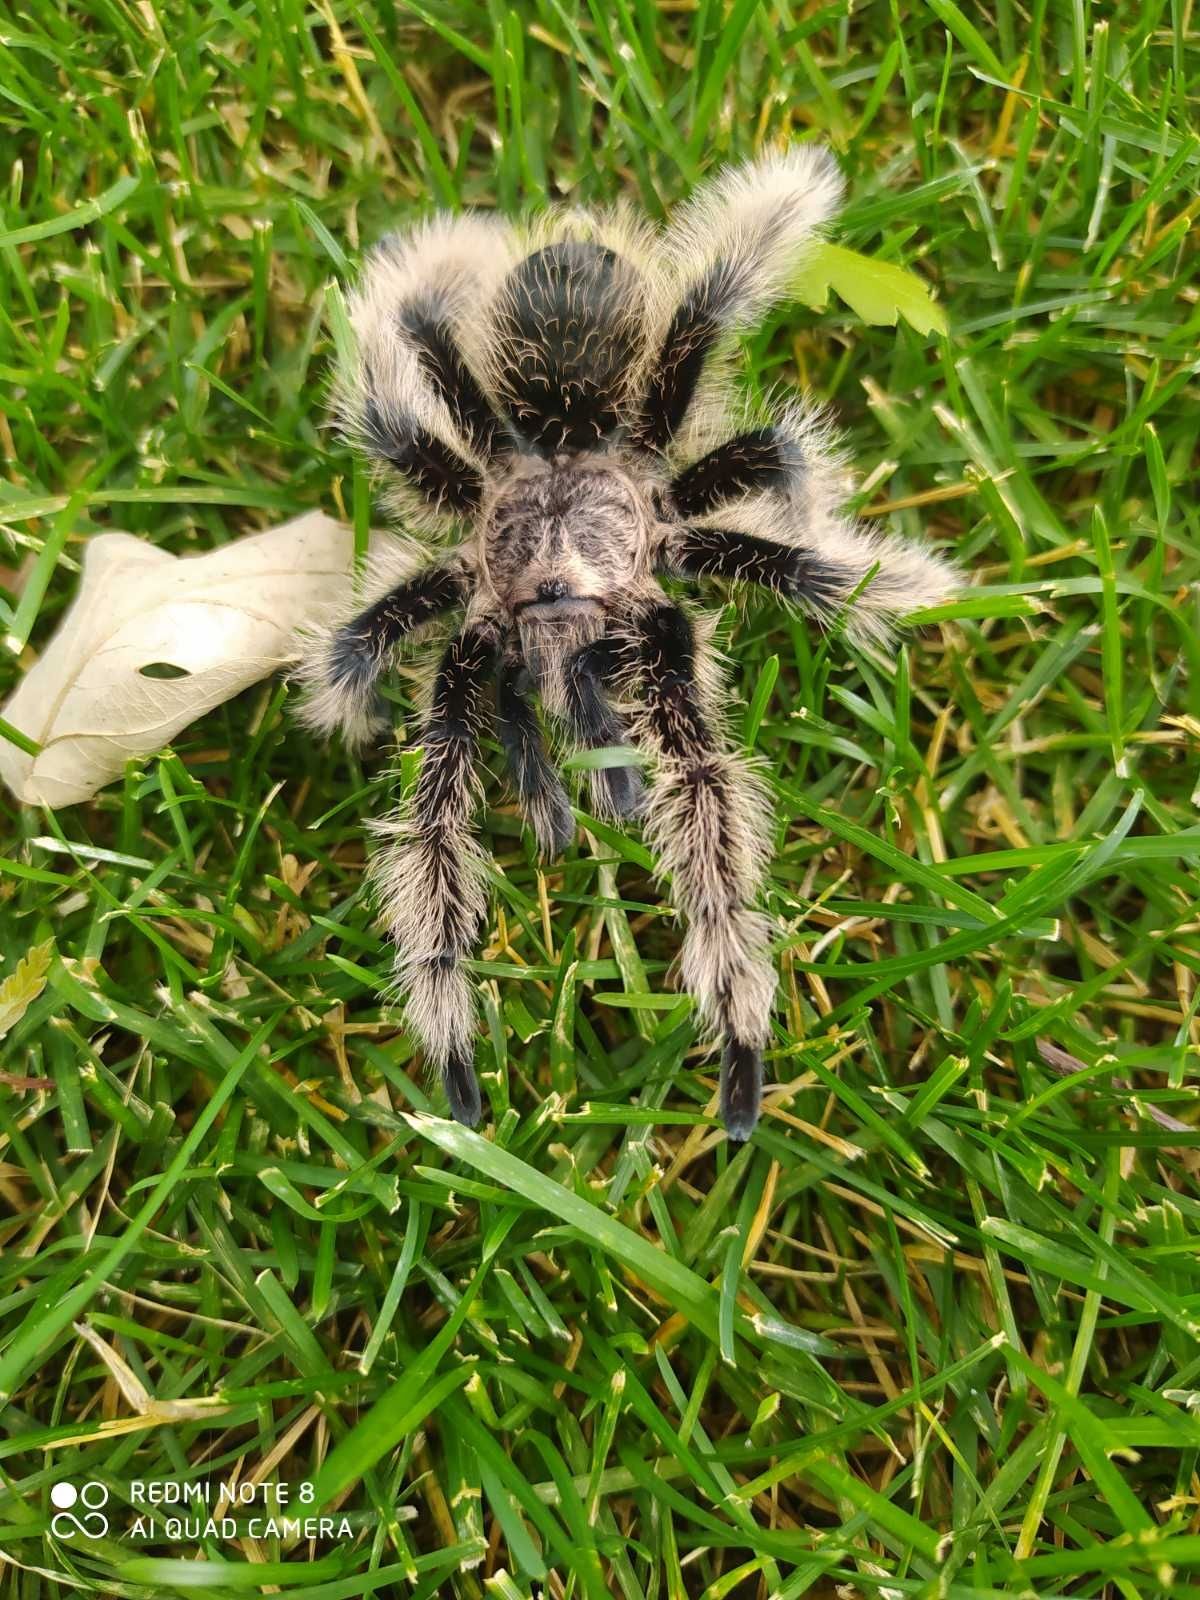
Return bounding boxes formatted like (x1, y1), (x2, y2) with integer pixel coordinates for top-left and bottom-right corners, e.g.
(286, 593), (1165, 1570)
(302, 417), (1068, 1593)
(298, 147), (955, 1140)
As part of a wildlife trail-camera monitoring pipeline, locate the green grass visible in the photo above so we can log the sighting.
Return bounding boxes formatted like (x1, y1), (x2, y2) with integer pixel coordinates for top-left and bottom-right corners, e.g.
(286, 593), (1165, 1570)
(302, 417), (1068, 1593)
(1, 2), (1199, 1596)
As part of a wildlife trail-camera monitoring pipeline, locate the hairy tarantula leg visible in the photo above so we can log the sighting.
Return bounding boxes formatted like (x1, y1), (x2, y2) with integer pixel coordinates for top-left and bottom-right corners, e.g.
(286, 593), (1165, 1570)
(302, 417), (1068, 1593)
(295, 562), (467, 749)
(632, 267), (739, 454)
(669, 428), (797, 518)
(633, 148), (843, 452)
(496, 654), (575, 856)
(361, 384), (483, 516)
(398, 294), (508, 462)
(369, 624), (499, 1127)
(631, 602), (776, 1141)
(663, 526), (851, 614)
(563, 636), (645, 821)
(664, 519), (956, 643)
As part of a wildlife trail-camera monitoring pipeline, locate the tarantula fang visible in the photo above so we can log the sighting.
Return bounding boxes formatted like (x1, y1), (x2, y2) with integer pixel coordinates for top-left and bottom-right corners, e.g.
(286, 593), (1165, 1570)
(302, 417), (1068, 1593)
(297, 146), (956, 1141)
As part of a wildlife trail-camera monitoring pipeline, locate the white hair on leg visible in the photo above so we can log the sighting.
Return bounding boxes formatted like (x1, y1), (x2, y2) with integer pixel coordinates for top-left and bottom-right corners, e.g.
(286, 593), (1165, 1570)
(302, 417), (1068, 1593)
(332, 214), (518, 532)
(291, 536), (471, 749)
(647, 748), (777, 1042)
(344, 213), (519, 428)
(624, 605), (777, 1138)
(651, 145), (845, 336)
(365, 212), (521, 311)
(291, 651), (387, 752)
(366, 623), (497, 1124)
(786, 403), (958, 637)
(368, 789), (488, 1063)
(674, 398), (959, 642)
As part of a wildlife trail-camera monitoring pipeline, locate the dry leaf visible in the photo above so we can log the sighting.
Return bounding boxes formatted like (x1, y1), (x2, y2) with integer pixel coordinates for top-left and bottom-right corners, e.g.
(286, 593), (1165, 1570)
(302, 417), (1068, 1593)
(0, 511), (359, 807)
(52, 1321), (233, 1446)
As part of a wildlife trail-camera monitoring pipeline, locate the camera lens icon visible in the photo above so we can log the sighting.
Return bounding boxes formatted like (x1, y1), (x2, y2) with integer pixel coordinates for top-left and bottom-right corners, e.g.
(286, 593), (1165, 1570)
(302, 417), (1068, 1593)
(50, 1482), (109, 1538)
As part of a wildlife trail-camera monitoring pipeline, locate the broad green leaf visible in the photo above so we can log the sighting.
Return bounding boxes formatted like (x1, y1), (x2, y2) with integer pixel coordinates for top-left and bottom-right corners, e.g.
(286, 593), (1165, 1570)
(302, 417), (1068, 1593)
(795, 241), (948, 335)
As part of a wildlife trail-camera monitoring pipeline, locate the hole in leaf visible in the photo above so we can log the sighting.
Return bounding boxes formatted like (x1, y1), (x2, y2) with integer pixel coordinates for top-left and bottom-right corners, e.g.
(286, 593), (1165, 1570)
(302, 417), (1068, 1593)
(138, 662), (191, 680)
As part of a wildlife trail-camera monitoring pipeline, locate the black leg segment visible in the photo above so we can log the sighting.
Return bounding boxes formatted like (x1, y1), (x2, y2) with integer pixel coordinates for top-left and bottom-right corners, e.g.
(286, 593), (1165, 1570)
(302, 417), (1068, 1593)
(496, 654), (575, 856)
(721, 1038), (763, 1144)
(563, 635), (644, 820)
(299, 560), (469, 746)
(670, 427), (797, 517)
(667, 525), (850, 614)
(329, 563), (467, 707)
(632, 257), (752, 453)
(362, 384), (483, 515)
(397, 293), (508, 462)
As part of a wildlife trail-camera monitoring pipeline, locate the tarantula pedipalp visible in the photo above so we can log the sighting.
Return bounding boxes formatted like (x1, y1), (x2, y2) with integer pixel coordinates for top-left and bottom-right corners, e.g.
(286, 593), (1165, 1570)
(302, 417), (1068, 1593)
(298, 147), (956, 1141)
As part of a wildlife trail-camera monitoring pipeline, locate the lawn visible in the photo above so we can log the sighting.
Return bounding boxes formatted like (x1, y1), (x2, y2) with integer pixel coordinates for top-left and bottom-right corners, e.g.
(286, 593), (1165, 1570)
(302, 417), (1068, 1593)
(1, 1), (1199, 1596)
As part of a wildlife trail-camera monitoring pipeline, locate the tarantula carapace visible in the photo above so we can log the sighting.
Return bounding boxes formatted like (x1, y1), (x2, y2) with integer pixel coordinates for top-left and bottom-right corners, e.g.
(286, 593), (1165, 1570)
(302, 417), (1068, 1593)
(298, 146), (955, 1140)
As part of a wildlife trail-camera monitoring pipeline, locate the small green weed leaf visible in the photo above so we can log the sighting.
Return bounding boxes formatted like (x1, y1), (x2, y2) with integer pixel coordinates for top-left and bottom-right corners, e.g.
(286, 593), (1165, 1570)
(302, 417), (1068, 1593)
(0, 940), (54, 1039)
(795, 241), (948, 335)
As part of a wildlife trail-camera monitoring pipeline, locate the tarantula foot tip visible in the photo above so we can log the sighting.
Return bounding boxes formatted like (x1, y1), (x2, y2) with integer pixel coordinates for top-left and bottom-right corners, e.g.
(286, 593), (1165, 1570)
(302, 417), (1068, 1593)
(721, 1038), (763, 1142)
(537, 796), (577, 859)
(596, 766), (645, 821)
(444, 1048), (483, 1127)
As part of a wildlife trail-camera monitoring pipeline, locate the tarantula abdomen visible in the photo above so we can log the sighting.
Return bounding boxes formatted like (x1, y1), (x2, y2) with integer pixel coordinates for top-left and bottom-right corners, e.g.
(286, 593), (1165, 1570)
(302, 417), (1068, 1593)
(297, 146), (956, 1140)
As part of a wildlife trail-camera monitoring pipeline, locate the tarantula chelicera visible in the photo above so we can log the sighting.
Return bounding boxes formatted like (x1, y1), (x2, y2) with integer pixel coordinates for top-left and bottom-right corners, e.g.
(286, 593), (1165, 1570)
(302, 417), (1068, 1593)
(298, 147), (955, 1140)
